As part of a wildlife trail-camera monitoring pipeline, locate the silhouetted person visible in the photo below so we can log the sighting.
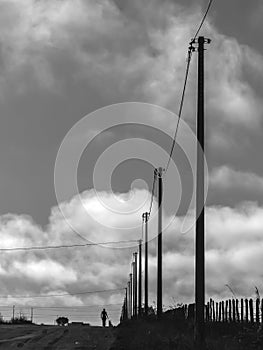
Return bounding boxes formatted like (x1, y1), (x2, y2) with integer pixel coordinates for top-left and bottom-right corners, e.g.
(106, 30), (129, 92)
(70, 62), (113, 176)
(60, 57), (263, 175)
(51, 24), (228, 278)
(101, 308), (108, 327)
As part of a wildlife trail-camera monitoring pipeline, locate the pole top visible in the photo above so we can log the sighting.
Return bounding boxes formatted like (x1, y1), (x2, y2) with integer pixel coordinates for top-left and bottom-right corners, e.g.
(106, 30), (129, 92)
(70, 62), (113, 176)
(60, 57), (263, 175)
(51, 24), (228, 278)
(190, 37), (211, 49)
(154, 167), (165, 177)
(142, 212), (150, 221)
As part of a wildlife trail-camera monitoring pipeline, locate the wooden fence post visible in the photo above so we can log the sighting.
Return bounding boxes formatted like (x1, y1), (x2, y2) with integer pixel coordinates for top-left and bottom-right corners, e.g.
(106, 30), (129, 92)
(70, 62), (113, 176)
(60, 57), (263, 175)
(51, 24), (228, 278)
(241, 299), (244, 323)
(207, 301), (210, 321)
(256, 299), (260, 323)
(245, 299), (249, 322)
(232, 299), (236, 322)
(261, 299), (263, 323)
(229, 299), (232, 322)
(225, 300), (228, 322)
(249, 298), (254, 323)
(221, 301), (224, 322)
(212, 300), (215, 321)
(236, 299), (239, 322)
(205, 303), (209, 322)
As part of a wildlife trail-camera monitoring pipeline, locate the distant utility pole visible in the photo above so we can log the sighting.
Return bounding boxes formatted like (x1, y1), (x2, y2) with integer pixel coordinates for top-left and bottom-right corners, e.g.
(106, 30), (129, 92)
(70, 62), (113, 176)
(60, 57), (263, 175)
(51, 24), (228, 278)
(31, 307), (33, 323)
(132, 262), (135, 317)
(12, 305), (15, 320)
(138, 239), (142, 316)
(129, 273), (132, 318)
(142, 212), (150, 315)
(127, 281), (131, 318)
(134, 252), (138, 318)
(193, 36), (211, 349)
(156, 167), (164, 319)
(124, 288), (128, 320)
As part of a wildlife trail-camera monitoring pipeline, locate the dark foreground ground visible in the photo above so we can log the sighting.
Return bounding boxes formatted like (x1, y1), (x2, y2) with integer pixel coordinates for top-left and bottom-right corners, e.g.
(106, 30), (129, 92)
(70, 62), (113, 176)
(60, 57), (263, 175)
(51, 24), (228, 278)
(0, 324), (116, 349)
(0, 319), (263, 349)
(111, 317), (263, 350)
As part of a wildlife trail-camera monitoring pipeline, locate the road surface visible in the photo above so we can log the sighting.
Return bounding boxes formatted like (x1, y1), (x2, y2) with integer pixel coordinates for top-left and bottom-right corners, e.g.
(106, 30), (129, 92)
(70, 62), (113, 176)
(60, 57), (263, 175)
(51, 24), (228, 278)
(0, 325), (116, 349)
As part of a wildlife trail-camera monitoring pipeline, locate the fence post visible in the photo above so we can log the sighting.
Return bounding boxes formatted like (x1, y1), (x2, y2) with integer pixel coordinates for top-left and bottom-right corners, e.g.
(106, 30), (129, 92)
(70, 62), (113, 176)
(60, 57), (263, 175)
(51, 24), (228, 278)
(212, 300), (215, 322)
(241, 299), (244, 323)
(256, 299), (260, 323)
(216, 302), (218, 322)
(236, 299), (239, 322)
(261, 299), (263, 323)
(232, 299), (236, 322)
(221, 301), (224, 322)
(249, 299), (254, 323)
(205, 303), (209, 322)
(225, 300), (228, 322)
(245, 299), (249, 322)
(208, 301), (211, 321)
(229, 299), (232, 322)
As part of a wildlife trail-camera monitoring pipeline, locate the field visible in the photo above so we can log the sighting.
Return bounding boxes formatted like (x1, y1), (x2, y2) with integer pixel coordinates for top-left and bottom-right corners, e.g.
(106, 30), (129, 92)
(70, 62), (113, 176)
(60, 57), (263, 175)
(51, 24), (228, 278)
(1, 319), (263, 349)
(0, 324), (116, 350)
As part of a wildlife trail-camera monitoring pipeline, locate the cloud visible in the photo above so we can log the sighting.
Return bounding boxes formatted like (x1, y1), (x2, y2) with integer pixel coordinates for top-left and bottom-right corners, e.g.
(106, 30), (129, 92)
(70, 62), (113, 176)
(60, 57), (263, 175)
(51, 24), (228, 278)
(0, 0), (261, 153)
(1, 189), (263, 316)
(0, 0), (263, 323)
(210, 165), (263, 193)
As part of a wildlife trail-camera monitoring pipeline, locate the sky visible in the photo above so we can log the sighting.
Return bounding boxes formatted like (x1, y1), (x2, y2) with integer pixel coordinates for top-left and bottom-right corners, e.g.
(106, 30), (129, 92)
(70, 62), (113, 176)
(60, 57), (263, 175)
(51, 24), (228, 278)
(0, 0), (263, 325)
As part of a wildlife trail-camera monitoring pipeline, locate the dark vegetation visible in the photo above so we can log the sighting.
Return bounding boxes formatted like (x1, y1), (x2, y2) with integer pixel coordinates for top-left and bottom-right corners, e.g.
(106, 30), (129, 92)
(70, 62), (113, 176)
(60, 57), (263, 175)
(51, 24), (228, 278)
(55, 316), (69, 326)
(0, 314), (32, 325)
(111, 311), (263, 350)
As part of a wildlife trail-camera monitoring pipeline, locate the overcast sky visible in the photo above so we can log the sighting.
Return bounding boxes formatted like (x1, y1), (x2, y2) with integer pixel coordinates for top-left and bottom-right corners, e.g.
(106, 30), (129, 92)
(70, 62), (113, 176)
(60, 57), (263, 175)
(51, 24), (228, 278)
(0, 0), (263, 325)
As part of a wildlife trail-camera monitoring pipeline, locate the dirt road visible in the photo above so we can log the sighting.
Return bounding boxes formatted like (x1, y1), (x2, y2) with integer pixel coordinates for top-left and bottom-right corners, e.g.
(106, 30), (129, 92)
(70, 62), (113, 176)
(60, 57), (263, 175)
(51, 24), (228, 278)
(0, 325), (116, 350)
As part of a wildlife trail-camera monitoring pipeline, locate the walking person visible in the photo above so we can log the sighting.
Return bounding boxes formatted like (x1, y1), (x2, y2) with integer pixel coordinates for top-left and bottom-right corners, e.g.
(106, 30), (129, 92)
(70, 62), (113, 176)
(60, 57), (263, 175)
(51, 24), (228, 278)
(101, 308), (108, 327)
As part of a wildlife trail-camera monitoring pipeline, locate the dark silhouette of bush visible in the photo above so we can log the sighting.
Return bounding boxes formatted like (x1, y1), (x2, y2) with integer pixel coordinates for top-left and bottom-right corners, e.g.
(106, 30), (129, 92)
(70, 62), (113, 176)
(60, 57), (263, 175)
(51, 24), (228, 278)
(56, 316), (69, 326)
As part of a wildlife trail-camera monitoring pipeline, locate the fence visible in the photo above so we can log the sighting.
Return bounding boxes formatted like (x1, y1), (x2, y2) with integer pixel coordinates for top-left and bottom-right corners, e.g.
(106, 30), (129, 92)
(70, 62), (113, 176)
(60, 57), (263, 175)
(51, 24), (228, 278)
(181, 298), (263, 323)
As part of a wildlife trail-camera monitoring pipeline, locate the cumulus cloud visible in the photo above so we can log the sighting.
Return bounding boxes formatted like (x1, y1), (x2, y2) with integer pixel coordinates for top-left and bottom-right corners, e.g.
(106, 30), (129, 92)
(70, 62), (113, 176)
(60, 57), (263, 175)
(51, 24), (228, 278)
(1, 189), (263, 319)
(210, 165), (263, 192)
(0, 0), (261, 122)
(0, 0), (262, 324)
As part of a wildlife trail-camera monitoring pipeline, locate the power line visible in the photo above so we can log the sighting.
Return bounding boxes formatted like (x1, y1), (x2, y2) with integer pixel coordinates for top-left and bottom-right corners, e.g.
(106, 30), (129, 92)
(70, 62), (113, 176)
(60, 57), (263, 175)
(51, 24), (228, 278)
(165, 46), (193, 173)
(28, 303), (123, 309)
(0, 239), (139, 252)
(193, 0), (214, 40)
(0, 287), (125, 299)
(148, 171), (157, 216)
(165, 0), (214, 174)
(0, 303), (123, 309)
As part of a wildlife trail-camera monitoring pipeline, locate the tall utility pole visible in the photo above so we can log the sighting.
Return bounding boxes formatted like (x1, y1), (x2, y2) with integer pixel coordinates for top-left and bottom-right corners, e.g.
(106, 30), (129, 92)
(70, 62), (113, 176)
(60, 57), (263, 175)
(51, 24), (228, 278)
(31, 307), (33, 323)
(132, 262), (135, 317)
(193, 36), (210, 349)
(129, 273), (132, 318)
(156, 167), (164, 319)
(142, 212), (149, 315)
(127, 281), (131, 318)
(124, 288), (128, 320)
(138, 240), (142, 316)
(134, 252), (138, 318)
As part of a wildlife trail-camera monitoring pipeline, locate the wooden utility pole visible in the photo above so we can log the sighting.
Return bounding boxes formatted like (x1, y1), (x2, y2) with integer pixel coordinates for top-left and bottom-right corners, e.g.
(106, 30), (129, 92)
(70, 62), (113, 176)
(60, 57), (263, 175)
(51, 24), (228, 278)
(138, 239), (142, 316)
(31, 307), (33, 323)
(132, 262), (135, 317)
(156, 167), (163, 319)
(134, 252), (138, 318)
(129, 273), (132, 318)
(142, 212), (149, 315)
(193, 36), (210, 349)
(125, 288), (128, 320)
(127, 281), (131, 318)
